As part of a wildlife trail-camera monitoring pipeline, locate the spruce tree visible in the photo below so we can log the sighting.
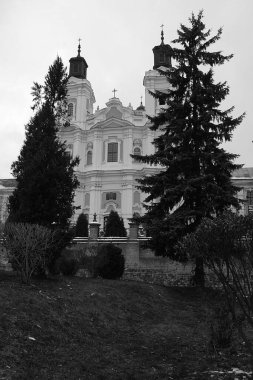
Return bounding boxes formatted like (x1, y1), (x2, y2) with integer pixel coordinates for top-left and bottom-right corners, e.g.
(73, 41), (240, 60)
(75, 213), (89, 237)
(9, 56), (79, 232)
(104, 211), (127, 237)
(133, 11), (244, 285)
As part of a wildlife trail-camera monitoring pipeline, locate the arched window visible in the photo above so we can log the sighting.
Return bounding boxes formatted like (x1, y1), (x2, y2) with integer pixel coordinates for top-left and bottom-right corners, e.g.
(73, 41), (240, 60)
(68, 103), (74, 117)
(87, 151), (92, 165)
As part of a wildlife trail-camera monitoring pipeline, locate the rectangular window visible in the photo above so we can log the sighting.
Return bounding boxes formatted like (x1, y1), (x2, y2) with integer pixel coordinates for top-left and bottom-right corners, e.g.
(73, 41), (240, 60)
(107, 142), (118, 162)
(247, 190), (253, 205)
(106, 192), (116, 201)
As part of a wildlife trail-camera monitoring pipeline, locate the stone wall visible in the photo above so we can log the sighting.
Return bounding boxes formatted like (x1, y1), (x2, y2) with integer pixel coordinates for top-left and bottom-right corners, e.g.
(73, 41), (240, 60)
(0, 236), (217, 287)
(0, 244), (12, 271)
(64, 238), (196, 287)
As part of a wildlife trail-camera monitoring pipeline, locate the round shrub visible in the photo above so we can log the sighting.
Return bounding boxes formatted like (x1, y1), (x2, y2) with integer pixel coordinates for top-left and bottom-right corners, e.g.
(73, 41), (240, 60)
(95, 243), (125, 279)
(58, 252), (79, 276)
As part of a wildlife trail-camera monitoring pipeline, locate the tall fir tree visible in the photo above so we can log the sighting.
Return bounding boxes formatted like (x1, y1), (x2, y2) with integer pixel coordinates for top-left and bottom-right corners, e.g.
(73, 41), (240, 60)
(104, 211), (127, 237)
(9, 56), (79, 230)
(133, 11), (244, 285)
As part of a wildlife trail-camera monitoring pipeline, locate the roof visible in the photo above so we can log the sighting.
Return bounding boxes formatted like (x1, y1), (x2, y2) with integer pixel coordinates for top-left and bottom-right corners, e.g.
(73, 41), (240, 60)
(0, 179), (17, 188)
(232, 168), (253, 178)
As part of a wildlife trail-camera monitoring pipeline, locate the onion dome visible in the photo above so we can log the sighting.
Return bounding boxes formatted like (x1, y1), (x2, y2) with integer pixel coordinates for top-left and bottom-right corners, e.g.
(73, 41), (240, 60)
(152, 25), (173, 70)
(69, 40), (88, 79)
(136, 101), (145, 111)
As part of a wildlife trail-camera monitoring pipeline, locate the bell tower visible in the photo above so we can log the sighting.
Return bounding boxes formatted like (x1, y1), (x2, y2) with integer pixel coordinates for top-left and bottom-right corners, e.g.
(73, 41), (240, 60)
(67, 41), (95, 129)
(143, 26), (172, 116)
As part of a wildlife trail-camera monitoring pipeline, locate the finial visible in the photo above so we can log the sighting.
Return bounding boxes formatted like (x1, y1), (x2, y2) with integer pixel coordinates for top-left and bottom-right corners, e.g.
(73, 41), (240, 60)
(140, 95), (143, 105)
(160, 24), (164, 45)
(112, 88), (118, 98)
(78, 38), (81, 57)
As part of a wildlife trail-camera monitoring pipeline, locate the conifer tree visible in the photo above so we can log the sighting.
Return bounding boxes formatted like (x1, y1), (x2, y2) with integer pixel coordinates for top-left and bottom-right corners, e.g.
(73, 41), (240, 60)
(133, 11), (244, 285)
(9, 56), (79, 231)
(75, 213), (89, 237)
(104, 211), (127, 237)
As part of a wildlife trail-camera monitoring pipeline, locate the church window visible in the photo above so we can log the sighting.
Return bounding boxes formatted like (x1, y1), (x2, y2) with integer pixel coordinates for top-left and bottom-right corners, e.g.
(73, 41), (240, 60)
(107, 142), (118, 162)
(133, 147), (141, 156)
(247, 190), (253, 205)
(133, 147), (141, 162)
(68, 103), (74, 116)
(84, 193), (90, 207)
(66, 144), (73, 158)
(87, 151), (92, 165)
(247, 190), (253, 214)
(106, 192), (116, 201)
(133, 191), (141, 204)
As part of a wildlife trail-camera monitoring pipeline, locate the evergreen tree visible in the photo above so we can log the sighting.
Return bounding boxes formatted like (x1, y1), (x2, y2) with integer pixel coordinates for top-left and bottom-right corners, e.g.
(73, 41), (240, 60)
(104, 211), (127, 237)
(75, 213), (89, 237)
(9, 56), (79, 230)
(31, 56), (69, 123)
(133, 11), (244, 285)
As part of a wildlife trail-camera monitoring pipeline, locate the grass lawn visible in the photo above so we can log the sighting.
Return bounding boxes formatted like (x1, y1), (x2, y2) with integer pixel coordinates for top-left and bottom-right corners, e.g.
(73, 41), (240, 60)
(0, 271), (252, 380)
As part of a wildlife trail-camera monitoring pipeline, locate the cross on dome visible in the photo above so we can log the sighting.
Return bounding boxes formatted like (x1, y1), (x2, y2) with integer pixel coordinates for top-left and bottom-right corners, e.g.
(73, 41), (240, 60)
(112, 88), (118, 98)
(160, 24), (164, 45)
(78, 38), (82, 56)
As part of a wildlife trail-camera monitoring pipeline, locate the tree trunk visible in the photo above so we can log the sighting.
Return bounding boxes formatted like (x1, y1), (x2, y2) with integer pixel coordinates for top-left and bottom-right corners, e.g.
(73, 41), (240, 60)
(192, 257), (205, 287)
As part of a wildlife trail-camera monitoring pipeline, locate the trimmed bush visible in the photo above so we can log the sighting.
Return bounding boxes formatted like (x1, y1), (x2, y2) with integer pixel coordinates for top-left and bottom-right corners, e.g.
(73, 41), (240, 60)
(58, 254), (79, 276)
(95, 243), (125, 279)
(75, 213), (89, 237)
(104, 211), (126, 237)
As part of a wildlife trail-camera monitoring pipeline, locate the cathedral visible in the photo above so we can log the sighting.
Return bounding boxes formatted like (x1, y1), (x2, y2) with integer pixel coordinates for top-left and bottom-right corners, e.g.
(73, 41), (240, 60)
(1, 31), (253, 227)
(59, 31), (172, 229)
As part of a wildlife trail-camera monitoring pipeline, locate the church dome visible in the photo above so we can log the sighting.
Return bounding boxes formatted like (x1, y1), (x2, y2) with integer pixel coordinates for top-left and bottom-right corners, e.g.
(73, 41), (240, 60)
(69, 41), (88, 79)
(136, 102), (145, 111)
(152, 27), (173, 70)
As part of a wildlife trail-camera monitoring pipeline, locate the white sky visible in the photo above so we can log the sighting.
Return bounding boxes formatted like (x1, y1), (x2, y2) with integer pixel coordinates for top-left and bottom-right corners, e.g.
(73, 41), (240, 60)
(0, 0), (252, 178)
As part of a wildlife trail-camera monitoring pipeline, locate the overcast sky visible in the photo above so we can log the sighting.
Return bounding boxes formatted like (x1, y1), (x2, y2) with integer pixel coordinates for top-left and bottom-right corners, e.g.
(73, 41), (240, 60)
(1, 0), (252, 178)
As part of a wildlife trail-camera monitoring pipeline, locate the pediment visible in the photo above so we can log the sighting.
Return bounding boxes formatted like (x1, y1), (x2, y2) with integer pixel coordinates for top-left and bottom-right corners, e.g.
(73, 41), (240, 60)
(90, 117), (134, 130)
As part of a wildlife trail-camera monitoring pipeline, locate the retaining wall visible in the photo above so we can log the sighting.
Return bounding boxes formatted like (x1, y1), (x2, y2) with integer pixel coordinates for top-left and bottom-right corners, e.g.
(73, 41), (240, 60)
(0, 238), (217, 287)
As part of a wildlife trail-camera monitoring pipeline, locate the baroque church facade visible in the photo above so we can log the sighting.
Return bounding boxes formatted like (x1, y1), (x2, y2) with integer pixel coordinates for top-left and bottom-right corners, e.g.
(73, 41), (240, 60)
(1, 32), (253, 226)
(60, 34), (172, 229)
